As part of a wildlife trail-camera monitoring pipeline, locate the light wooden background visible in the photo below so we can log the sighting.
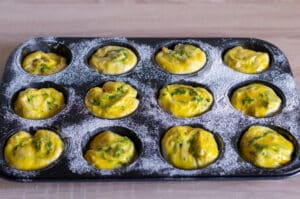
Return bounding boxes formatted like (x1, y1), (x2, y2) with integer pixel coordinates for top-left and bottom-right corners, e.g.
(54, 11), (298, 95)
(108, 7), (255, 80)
(0, 0), (300, 198)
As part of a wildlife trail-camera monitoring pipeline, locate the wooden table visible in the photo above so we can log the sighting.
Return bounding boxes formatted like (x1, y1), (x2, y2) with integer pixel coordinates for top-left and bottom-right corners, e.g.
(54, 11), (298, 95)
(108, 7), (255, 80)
(0, 0), (299, 198)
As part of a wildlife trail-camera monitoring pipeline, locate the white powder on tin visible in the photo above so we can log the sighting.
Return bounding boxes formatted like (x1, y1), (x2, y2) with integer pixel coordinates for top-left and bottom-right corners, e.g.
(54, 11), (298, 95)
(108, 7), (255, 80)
(1, 37), (300, 179)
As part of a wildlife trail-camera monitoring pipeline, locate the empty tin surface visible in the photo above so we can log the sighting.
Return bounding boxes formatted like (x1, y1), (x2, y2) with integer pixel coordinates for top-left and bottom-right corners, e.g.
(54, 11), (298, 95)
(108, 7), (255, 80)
(0, 37), (300, 181)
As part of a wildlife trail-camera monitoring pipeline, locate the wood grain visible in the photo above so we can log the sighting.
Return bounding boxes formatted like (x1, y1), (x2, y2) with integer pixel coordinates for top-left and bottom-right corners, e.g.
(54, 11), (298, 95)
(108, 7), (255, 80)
(0, 0), (300, 198)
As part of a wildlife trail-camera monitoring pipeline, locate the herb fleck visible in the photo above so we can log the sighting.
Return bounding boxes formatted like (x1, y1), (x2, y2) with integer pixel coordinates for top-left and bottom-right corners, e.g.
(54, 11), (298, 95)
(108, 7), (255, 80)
(92, 99), (101, 106)
(42, 93), (49, 98)
(108, 94), (117, 100)
(188, 89), (198, 96)
(247, 131), (272, 146)
(192, 95), (203, 102)
(242, 96), (255, 105)
(117, 86), (125, 93)
(39, 63), (51, 73)
(169, 45), (191, 60)
(171, 88), (186, 96)
(46, 141), (53, 155)
(261, 100), (269, 107)
(47, 101), (59, 110)
(33, 138), (42, 151)
(13, 140), (25, 156)
(114, 147), (125, 157)
(111, 49), (129, 62)
(26, 94), (35, 103)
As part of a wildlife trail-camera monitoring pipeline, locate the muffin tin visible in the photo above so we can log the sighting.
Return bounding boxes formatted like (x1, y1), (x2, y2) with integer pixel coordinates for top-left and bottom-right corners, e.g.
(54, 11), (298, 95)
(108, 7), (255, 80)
(0, 37), (300, 181)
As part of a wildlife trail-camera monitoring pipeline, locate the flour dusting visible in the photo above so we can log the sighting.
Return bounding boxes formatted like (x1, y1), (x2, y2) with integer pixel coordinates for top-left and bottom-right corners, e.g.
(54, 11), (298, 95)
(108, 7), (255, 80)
(0, 37), (300, 180)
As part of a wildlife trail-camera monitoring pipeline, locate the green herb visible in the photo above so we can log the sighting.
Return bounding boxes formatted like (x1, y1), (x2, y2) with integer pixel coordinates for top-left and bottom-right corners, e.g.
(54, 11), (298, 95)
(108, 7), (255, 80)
(171, 88), (186, 96)
(26, 94), (35, 103)
(42, 93), (49, 98)
(259, 92), (268, 98)
(46, 140), (53, 155)
(173, 140), (183, 152)
(104, 146), (112, 153)
(117, 86), (125, 93)
(169, 51), (180, 59)
(188, 89), (198, 96)
(111, 49), (129, 62)
(247, 131), (272, 146)
(47, 101), (52, 110)
(91, 85), (125, 108)
(114, 147), (125, 157)
(108, 94), (117, 100)
(53, 104), (59, 109)
(179, 49), (191, 57)
(13, 140), (25, 156)
(189, 135), (199, 157)
(33, 138), (42, 151)
(261, 100), (269, 107)
(39, 63), (51, 74)
(121, 136), (130, 142)
(272, 145), (280, 153)
(107, 86), (125, 100)
(242, 96), (255, 105)
(253, 143), (267, 151)
(192, 95), (203, 102)
(259, 92), (270, 108)
(92, 99), (101, 106)
(91, 98), (109, 108)
(47, 101), (59, 110)
(169, 46), (191, 60)
(101, 152), (107, 160)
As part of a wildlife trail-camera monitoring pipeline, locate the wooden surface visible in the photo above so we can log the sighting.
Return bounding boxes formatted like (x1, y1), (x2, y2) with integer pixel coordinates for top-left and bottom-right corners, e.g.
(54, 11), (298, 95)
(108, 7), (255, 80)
(0, 0), (300, 198)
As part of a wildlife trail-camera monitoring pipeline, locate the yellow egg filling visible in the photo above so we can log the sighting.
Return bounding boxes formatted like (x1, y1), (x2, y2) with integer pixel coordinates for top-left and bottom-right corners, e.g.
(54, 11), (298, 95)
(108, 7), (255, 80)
(4, 129), (64, 171)
(161, 126), (219, 170)
(14, 87), (65, 120)
(89, 45), (138, 75)
(231, 83), (282, 117)
(85, 81), (139, 119)
(155, 44), (207, 74)
(84, 131), (137, 170)
(158, 84), (213, 118)
(239, 125), (294, 169)
(22, 50), (67, 75)
(224, 46), (270, 74)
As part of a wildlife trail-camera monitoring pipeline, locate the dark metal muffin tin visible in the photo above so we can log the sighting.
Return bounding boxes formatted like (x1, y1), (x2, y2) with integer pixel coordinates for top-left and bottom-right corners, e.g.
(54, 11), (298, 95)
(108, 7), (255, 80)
(0, 37), (300, 182)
